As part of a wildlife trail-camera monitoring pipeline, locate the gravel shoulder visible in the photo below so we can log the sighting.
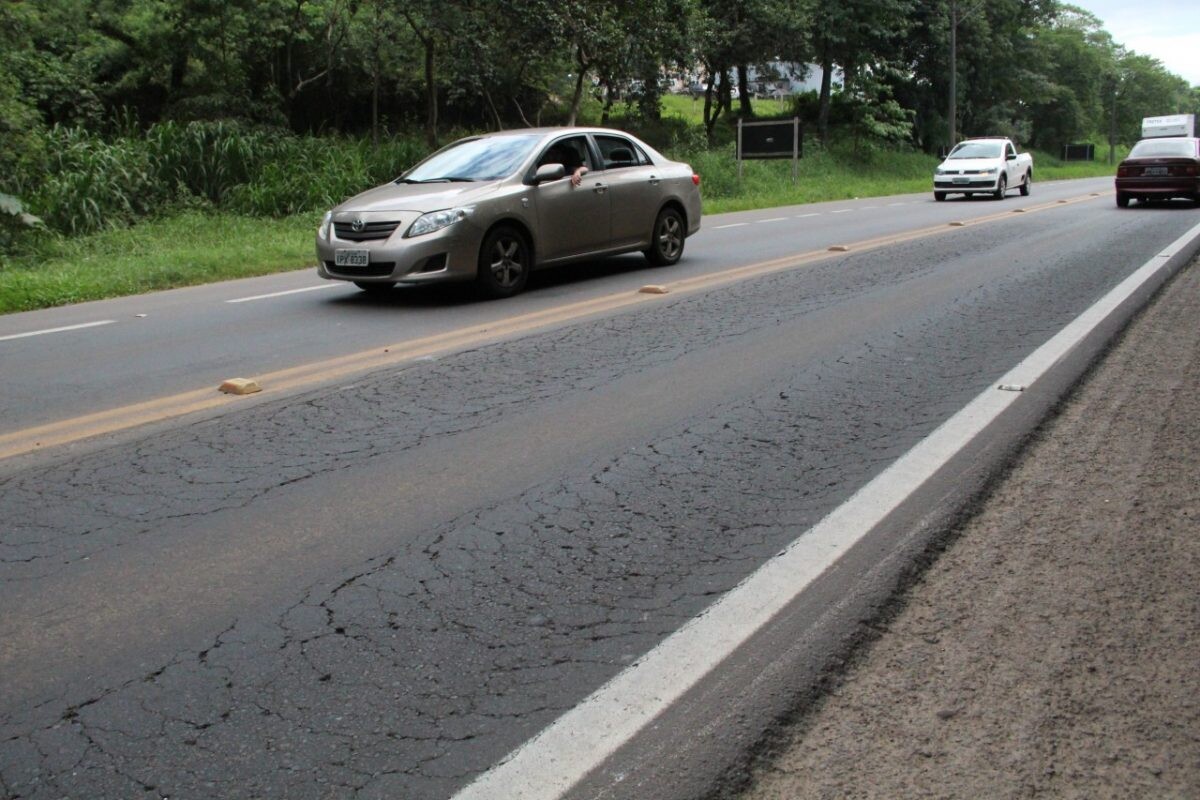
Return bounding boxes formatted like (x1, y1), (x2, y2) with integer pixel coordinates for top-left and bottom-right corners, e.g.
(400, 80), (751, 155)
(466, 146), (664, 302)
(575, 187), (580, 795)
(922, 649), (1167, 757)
(740, 257), (1200, 799)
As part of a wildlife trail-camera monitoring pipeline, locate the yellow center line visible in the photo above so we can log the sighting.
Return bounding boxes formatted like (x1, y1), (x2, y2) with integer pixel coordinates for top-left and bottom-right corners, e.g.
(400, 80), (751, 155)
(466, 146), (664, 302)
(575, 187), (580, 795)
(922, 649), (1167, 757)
(0, 192), (1103, 461)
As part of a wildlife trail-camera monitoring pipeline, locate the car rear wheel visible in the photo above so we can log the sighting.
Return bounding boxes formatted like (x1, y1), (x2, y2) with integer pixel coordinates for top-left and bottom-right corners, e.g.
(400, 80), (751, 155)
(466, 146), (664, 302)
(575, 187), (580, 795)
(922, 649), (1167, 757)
(354, 281), (395, 294)
(1116, 192), (1130, 208)
(476, 225), (530, 298)
(1019, 171), (1031, 196)
(993, 174), (1007, 200)
(934, 191), (947, 202)
(645, 207), (685, 266)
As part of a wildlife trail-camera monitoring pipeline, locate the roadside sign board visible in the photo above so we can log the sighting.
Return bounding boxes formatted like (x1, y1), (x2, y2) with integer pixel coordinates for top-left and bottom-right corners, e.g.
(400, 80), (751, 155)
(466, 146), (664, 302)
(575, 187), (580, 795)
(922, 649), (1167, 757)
(736, 117), (802, 182)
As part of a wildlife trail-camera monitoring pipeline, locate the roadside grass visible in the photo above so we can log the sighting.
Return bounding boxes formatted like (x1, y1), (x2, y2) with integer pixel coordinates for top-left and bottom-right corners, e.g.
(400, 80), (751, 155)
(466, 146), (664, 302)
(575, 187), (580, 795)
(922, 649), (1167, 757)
(0, 212), (318, 314)
(0, 121), (1125, 315)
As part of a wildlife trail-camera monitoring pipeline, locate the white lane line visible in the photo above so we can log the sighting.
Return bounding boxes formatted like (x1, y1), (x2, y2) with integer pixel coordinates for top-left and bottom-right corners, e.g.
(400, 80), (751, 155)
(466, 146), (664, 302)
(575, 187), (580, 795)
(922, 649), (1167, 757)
(226, 284), (341, 304)
(713, 222), (750, 230)
(450, 217), (1200, 800)
(862, 206), (881, 210)
(888, 202), (908, 206)
(831, 209), (853, 214)
(0, 320), (116, 343)
(795, 213), (820, 219)
(757, 217), (788, 223)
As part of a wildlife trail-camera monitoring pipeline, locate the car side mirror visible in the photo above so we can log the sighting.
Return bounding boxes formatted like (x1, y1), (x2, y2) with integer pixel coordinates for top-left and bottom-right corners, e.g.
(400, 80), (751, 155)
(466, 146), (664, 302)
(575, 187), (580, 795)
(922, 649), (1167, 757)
(533, 163), (566, 184)
(1006, 152), (1017, 160)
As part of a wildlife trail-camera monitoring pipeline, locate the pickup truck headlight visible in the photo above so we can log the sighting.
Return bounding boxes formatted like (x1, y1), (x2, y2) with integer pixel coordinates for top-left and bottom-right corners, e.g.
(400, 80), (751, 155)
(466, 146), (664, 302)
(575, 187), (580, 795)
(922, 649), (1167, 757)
(935, 167), (949, 175)
(980, 167), (999, 175)
(318, 211), (332, 239)
(407, 206), (474, 238)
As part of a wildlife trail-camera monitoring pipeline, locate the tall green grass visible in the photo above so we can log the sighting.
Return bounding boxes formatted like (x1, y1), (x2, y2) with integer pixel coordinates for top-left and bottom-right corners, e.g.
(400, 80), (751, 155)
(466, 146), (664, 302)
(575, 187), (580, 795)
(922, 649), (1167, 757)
(9, 122), (430, 237)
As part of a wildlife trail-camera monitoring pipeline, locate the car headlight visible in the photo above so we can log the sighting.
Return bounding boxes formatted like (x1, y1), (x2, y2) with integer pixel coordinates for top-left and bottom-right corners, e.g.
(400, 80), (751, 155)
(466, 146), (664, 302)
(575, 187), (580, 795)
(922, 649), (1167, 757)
(935, 167), (948, 175)
(318, 211), (332, 239)
(981, 167), (999, 175)
(407, 206), (473, 237)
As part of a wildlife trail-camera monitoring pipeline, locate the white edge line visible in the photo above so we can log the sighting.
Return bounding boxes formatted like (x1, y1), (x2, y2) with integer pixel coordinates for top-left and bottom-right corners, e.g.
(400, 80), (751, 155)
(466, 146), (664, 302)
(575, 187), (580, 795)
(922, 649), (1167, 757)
(713, 222), (750, 230)
(831, 209), (853, 214)
(226, 284), (341, 303)
(757, 217), (787, 223)
(450, 217), (1200, 800)
(795, 213), (820, 219)
(0, 319), (116, 343)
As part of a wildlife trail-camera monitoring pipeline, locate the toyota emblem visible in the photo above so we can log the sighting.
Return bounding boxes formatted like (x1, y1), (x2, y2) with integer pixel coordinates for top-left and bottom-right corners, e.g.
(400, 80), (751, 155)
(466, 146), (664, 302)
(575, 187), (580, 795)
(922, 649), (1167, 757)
(351, 217), (365, 232)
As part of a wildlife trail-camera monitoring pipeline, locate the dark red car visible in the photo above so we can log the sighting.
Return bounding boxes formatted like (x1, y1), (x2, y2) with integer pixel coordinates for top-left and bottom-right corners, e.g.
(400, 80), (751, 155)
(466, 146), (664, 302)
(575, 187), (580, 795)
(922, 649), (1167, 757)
(1115, 137), (1200, 207)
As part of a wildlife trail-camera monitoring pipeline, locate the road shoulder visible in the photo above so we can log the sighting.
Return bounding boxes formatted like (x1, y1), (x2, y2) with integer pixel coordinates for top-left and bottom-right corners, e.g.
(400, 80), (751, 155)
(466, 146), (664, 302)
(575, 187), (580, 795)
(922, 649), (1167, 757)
(741, 257), (1200, 798)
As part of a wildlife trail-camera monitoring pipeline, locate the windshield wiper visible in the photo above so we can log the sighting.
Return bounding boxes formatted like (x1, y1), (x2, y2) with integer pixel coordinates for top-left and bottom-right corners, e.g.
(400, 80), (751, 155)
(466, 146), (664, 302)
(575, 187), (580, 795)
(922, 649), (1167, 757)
(399, 176), (476, 184)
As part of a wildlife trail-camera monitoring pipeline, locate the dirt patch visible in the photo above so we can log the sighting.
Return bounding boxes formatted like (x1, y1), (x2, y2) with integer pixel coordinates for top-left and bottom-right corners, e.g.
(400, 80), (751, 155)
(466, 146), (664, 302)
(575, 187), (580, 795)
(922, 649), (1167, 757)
(741, 259), (1200, 799)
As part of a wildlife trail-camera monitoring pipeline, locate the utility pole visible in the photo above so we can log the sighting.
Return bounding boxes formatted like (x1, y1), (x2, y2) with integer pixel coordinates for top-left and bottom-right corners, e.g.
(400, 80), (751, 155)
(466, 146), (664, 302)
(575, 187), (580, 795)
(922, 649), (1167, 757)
(949, 0), (957, 148)
(1109, 82), (1118, 165)
(948, 0), (986, 150)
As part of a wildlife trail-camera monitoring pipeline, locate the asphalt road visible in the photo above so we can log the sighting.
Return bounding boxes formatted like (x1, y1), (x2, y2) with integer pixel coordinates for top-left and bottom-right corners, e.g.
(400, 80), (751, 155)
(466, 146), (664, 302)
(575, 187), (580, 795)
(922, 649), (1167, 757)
(2, 178), (1198, 799)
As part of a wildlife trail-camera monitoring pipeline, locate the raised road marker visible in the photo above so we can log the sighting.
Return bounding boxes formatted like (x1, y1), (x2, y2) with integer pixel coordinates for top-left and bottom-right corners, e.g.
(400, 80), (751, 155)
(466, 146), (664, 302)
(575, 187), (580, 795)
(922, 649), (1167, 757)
(828, 245), (850, 252)
(638, 285), (670, 294)
(219, 378), (261, 395)
(949, 221), (967, 227)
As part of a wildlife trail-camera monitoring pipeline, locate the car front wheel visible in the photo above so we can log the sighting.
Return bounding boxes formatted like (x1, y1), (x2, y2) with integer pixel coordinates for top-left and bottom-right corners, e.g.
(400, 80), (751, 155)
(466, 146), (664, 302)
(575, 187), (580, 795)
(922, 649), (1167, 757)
(1019, 171), (1031, 196)
(645, 207), (685, 266)
(934, 191), (947, 202)
(476, 225), (530, 298)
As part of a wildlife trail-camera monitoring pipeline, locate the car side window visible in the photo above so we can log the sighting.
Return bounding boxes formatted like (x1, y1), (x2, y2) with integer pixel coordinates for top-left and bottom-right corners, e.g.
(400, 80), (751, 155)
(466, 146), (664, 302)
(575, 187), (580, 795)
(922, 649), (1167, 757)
(1006, 143), (1016, 159)
(595, 135), (645, 170)
(537, 136), (592, 176)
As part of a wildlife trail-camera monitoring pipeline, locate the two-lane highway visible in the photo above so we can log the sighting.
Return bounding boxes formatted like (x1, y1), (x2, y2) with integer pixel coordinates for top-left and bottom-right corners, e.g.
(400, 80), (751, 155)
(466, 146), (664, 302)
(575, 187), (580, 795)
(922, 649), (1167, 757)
(2, 179), (1198, 800)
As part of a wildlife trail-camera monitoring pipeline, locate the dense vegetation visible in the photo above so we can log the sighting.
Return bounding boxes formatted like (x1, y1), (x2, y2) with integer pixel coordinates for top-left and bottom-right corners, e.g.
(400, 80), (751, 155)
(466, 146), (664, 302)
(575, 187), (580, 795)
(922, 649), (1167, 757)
(1, 0), (1196, 258)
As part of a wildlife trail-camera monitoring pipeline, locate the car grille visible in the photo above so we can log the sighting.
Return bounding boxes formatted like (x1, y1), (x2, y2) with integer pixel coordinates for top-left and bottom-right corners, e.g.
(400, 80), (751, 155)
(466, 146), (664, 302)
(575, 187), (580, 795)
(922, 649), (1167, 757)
(325, 261), (395, 277)
(334, 221), (402, 241)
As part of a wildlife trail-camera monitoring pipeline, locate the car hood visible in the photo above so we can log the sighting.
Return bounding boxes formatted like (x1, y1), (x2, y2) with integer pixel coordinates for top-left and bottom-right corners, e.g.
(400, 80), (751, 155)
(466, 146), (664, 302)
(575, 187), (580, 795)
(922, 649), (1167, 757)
(939, 157), (1001, 170)
(335, 180), (502, 213)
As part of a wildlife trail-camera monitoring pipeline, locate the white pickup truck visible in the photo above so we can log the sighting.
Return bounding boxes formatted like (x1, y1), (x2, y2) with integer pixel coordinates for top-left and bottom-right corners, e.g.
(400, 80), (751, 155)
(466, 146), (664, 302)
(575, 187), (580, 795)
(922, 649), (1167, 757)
(933, 137), (1033, 201)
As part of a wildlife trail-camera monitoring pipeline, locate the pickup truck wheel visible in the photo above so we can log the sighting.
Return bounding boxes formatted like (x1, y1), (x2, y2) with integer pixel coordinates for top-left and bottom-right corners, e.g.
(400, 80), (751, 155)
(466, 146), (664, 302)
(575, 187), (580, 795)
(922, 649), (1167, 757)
(934, 191), (947, 202)
(993, 174), (1007, 200)
(1116, 192), (1130, 208)
(1019, 171), (1031, 196)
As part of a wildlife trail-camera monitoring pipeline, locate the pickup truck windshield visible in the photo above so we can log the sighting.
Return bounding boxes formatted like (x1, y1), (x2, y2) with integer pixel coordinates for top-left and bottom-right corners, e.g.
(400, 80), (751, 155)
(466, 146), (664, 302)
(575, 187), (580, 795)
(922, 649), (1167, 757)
(948, 142), (1003, 159)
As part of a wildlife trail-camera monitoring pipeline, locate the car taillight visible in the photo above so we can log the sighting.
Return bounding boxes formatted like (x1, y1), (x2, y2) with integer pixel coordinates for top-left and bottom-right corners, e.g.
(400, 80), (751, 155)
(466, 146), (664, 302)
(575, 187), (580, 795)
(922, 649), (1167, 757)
(692, 173), (701, 186)
(1117, 166), (1130, 177)
(1184, 165), (1198, 176)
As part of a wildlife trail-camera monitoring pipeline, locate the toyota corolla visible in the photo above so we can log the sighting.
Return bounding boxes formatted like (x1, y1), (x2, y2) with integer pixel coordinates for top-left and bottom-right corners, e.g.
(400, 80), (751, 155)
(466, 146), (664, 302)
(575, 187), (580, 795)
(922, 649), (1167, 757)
(316, 127), (702, 298)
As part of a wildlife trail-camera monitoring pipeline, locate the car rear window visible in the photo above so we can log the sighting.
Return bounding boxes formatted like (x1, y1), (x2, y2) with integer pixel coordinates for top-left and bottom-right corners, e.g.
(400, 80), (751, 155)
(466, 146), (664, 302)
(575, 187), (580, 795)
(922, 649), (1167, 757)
(1128, 139), (1198, 158)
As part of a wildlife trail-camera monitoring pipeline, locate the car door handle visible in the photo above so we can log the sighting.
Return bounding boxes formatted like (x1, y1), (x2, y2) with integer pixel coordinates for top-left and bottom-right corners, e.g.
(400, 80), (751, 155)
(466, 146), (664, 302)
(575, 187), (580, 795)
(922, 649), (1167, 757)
(592, 183), (608, 194)
(649, 175), (660, 185)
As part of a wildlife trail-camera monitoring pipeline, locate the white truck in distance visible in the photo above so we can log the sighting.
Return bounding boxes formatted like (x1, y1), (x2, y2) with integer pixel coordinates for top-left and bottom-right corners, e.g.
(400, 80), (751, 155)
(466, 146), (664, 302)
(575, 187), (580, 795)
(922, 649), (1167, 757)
(933, 137), (1033, 201)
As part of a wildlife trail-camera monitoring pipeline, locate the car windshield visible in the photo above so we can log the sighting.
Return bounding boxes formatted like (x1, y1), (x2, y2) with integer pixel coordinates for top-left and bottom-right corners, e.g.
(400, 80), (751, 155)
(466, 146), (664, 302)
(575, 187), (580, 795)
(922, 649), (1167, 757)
(948, 142), (1003, 159)
(401, 134), (541, 182)
(1128, 139), (1197, 158)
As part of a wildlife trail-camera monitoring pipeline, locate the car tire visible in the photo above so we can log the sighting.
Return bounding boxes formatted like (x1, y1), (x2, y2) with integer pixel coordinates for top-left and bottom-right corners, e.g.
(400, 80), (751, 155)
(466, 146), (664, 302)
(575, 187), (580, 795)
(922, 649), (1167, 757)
(476, 225), (530, 299)
(645, 206), (685, 266)
(1116, 192), (1130, 208)
(354, 281), (395, 294)
(934, 191), (947, 202)
(1019, 171), (1031, 196)
(993, 174), (1007, 200)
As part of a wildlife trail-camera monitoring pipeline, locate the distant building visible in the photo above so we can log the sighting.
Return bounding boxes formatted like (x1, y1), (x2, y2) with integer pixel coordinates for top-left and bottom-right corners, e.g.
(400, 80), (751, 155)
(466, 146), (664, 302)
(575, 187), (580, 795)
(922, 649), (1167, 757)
(666, 62), (844, 99)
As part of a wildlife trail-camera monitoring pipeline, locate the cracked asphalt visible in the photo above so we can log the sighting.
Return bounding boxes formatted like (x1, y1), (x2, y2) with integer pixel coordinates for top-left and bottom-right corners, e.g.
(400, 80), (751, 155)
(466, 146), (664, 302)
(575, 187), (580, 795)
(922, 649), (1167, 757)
(2, 202), (1197, 799)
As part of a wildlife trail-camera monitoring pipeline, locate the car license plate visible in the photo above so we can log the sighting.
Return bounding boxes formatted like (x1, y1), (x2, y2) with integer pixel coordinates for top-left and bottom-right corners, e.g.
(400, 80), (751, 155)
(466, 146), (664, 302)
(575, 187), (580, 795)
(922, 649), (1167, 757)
(335, 249), (370, 267)
(1144, 166), (1168, 176)
(953, 176), (969, 184)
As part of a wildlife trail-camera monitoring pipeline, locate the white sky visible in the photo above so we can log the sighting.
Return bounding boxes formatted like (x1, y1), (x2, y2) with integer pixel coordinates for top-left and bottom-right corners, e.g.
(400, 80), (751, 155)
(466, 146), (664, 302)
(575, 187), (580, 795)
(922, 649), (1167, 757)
(1070, 0), (1200, 87)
